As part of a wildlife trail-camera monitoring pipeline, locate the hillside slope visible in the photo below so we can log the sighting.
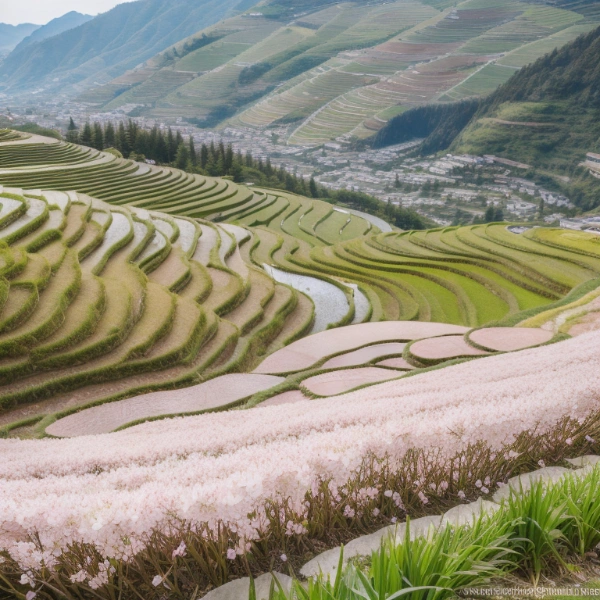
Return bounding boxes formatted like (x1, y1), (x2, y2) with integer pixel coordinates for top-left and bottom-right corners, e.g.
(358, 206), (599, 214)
(1, 130), (599, 438)
(453, 24), (600, 210)
(372, 23), (600, 210)
(84, 0), (600, 145)
(0, 0), (249, 95)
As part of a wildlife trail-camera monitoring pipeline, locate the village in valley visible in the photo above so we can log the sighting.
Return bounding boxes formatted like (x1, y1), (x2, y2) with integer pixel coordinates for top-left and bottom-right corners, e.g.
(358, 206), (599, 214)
(6, 102), (600, 232)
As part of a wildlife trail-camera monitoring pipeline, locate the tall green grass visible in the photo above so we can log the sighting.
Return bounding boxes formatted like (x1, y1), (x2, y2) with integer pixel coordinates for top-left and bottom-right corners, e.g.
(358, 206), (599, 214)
(264, 466), (600, 599)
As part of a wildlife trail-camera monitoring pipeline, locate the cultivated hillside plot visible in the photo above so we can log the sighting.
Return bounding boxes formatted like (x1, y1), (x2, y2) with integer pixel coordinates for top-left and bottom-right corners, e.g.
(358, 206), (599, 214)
(0, 130), (599, 438)
(86, 0), (600, 144)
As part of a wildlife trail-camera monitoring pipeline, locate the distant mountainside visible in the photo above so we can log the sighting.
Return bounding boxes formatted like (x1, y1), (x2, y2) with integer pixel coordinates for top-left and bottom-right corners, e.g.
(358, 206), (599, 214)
(79, 0), (600, 144)
(374, 24), (600, 211)
(0, 23), (39, 55)
(12, 12), (93, 52)
(0, 0), (249, 95)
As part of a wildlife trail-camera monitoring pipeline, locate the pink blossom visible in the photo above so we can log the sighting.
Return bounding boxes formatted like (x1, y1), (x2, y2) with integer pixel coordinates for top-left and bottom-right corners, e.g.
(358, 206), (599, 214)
(226, 549), (236, 560)
(172, 541), (186, 559)
(0, 332), (597, 571)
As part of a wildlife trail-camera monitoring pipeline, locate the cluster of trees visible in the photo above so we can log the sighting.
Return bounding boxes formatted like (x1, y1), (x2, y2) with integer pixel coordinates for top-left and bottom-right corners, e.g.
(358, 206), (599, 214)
(66, 118), (429, 230)
(372, 99), (480, 154)
(332, 190), (430, 230)
(452, 205), (504, 226)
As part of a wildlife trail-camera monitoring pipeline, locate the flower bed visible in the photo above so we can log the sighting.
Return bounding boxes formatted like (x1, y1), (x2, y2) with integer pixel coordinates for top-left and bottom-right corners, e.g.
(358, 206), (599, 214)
(1, 331), (599, 597)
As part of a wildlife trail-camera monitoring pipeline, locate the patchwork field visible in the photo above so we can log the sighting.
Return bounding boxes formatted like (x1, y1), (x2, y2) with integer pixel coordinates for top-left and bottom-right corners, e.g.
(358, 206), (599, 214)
(79, 0), (600, 144)
(2, 131), (600, 599)
(0, 131), (598, 432)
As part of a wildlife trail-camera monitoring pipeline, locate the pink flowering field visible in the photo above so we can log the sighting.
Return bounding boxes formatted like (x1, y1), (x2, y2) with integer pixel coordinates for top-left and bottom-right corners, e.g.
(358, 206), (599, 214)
(1, 330), (599, 582)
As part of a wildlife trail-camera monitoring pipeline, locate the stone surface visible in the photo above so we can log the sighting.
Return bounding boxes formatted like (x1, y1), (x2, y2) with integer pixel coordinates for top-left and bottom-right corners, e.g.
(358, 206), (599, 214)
(321, 343), (406, 370)
(493, 467), (571, 502)
(300, 515), (442, 579)
(203, 572), (292, 600)
(442, 499), (500, 527)
(392, 515), (442, 544)
(302, 367), (401, 396)
(410, 335), (489, 362)
(469, 327), (553, 352)
(46, 374), (284, 437)
(253, 322), (469, 374)
(565, 455), (600, 468)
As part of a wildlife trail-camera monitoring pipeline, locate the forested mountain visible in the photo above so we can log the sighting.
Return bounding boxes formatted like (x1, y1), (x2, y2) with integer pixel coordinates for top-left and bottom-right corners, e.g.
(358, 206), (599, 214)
(11, 12), (93, 52)
(374, 24), (600, 210)
(0, 23), (39, 55)
(0, 0), (249, 94)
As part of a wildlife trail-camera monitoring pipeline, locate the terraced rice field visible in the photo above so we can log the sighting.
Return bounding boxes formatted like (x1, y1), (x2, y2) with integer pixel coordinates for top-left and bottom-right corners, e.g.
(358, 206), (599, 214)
(1, 131), (600, 438)
(84, 0), (600, 143)
(231, 0), (600, 144)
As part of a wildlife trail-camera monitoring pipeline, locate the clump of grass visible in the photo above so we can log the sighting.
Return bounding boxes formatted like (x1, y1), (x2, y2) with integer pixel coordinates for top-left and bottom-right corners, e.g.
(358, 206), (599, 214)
(265, 466), (600, 600)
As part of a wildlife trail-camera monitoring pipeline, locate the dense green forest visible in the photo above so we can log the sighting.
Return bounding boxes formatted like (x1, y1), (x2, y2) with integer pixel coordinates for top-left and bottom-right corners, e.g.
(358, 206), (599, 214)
(372, 100), (480, 152)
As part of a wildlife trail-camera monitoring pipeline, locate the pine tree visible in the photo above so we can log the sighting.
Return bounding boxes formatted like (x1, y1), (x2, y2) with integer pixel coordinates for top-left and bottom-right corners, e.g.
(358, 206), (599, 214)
(175, 143), (190, 170)
(127, 120), (138, 149)
(309, 176), (318, 198)
(92, 122), (104, 150)
(206, 154), (219, 176)
(200, 144), (209, 169)
(155, 132), (168, 163)
(224, 144), (233, 173)
(189, 136), (197, 166)
(80, 122), (93, 147)
(231, 161), (243, 183)
(104, 123), (116, 148)
(394, 173), (400, 188)
(66, 117), (79, 143)
(167, 128), (176, 162)
(116, 122), (130, 156)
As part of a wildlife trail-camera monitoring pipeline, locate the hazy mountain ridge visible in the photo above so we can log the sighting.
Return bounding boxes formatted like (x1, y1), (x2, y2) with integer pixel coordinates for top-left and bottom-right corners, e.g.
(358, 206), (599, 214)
(11, 12), (93, 52)
(0, 0), (249, 94)
(0, 23), (39, 55)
